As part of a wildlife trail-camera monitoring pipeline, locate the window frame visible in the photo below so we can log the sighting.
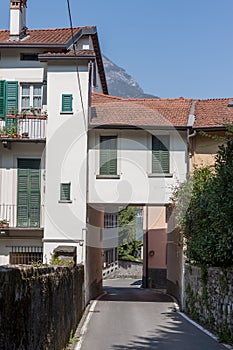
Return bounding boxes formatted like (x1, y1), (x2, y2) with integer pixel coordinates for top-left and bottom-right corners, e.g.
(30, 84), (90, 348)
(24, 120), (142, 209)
(59, 183), (72, 203)
(150, 135), (172, 176)
(20, 83), (43, 113)
(97, 135), (119, 178)
(61, 94), (73, 114)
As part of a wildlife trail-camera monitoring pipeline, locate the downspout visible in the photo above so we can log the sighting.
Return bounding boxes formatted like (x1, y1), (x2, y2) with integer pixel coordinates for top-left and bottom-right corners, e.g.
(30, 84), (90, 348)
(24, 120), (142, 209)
(180, 100), (197, 311)
(83, 60), (92, 306)
(145, 205), (149, 288)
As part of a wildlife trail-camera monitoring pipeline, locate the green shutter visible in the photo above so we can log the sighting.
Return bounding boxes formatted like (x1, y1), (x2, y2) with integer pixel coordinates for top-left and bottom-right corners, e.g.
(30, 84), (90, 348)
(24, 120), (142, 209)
(100, 136), (117, 175)
(6, 81), (18, 114)
(5, 81), (18, 131)
(60, 183), (71, 201)
(152, 135), (170, 173)
(0, 80), (6, 118)
(62, 94), (73, 112)
(17, 159), (41, 227)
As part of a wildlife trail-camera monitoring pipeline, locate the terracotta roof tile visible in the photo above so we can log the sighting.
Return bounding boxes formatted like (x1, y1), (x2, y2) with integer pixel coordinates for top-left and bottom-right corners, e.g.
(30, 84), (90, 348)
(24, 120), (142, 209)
(91, 92), (192, 128)
(0, 27), (94, 46)
(194, 98), (233, 128)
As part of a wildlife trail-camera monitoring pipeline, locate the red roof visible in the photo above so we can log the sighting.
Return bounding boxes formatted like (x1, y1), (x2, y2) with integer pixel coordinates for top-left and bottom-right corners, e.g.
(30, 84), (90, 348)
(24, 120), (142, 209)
(91, 92), (192, 128)
(193, 98), (233, 128)
(0, 27), (93, 46)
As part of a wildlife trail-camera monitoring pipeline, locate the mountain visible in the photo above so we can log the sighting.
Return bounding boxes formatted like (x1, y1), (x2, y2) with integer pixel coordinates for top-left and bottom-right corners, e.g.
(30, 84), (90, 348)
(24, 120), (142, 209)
(102, 56), (158, 98)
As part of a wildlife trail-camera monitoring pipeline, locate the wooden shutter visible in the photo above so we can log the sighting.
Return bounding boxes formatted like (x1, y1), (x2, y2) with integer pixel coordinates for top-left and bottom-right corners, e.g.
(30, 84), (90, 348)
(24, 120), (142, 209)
(60, 183), (71, 201)
(152, 135), (170, 173)
(5, 81), (18, 131)
(62, 94), (73, 112)
(17, 159), (41, 227)
(100, 136), (117, 175)
(0, 80), (6, 118)
(6, 81), (18, 114)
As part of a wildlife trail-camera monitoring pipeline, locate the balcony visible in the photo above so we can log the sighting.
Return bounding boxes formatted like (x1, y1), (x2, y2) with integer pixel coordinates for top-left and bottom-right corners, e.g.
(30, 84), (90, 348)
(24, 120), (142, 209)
(0, 204), (44, 237)
(0, 113), (47, 141)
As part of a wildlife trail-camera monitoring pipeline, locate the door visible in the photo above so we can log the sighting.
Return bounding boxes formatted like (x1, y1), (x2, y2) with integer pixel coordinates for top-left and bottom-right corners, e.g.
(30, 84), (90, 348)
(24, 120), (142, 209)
(17, 159), (41, 227)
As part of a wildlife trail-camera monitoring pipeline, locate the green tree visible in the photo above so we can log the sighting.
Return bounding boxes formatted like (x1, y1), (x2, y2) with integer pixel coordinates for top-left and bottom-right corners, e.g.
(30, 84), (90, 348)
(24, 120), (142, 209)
(172, 139), (233, 267)
(118, 206), (140, 245)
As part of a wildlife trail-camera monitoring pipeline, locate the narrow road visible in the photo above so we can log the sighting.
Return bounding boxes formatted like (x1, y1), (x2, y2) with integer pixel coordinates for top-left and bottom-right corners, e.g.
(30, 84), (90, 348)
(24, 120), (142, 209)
(77, 279), (226, 350)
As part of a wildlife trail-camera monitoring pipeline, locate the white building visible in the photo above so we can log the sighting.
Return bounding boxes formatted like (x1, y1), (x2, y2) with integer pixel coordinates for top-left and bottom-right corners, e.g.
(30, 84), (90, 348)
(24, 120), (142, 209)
(0, 0), (107, 301)
(0, 0), (193, 299)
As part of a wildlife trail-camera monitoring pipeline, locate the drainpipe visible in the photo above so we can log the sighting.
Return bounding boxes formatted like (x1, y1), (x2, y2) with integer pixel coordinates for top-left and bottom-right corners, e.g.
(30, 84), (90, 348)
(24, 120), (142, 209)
(180, 101), (197, 311)
(83, 60), (92, 306)
(145, 205), (149, 288)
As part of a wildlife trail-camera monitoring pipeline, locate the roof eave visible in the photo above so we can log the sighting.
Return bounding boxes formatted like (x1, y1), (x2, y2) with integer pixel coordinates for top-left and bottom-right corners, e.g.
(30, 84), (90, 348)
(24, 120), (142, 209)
(0, 43), (67, 49)
(194, 126), (228, 131)
(89, 124), (188, 130)
(39, 54), (96, 62)
(65, 26), (97, 49)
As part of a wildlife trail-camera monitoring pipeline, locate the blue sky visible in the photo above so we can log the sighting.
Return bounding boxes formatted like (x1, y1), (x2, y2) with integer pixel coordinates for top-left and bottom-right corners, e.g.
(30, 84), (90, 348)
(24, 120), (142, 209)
(1, 0), (232, 99)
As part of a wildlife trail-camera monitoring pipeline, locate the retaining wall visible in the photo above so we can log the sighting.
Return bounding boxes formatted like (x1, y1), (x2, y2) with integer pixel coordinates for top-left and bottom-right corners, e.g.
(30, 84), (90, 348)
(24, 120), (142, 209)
(184, 264), (233, 342)
(111, 260), (143, 279)
(0, 265), (84, 350)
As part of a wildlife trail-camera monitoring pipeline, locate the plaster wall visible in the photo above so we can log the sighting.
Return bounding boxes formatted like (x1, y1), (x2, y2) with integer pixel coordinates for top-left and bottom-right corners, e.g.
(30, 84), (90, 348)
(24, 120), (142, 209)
(0, 49), (45, 82)
(190, 132), (226, 171)
(43, 62), (89, 264)
(0, 143), (45, 225)
(88, 129), (187, 205)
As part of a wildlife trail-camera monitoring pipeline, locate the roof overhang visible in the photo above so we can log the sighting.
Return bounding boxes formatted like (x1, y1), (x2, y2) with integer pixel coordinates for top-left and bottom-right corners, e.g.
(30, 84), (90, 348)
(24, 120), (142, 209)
(89, 124), (188, 130)
(39, 54), (96, 62)
(194, 126), (227, 132)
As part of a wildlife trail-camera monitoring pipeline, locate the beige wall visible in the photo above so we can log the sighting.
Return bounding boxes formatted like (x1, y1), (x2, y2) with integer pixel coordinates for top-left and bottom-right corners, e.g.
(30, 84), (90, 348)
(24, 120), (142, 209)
(143, 206), (167, 282)
(190, 131), (226, 171)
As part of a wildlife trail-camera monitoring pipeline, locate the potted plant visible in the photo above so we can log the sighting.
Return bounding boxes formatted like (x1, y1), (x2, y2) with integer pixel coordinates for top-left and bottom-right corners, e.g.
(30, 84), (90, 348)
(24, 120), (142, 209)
(0, 127), (9, 138)
(20, 109), (27, 118)
(0, 219), (9, 228)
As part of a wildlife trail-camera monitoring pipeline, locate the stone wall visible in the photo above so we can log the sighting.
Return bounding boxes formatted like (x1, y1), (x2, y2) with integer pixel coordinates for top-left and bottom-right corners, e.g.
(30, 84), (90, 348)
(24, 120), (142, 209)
(0, 265), (84, 350)
(184, 264), (233, 342)
(111, 260), (143, 279)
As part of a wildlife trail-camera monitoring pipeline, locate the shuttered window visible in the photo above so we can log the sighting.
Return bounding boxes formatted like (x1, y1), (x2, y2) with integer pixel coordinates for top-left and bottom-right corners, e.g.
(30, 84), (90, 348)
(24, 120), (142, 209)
(62, 94), (73, 113)
(17, 159), (41, 228)
(152, 135), (170, 174)
(0, 80), (18, 119)
(60, 183), (71, 201)
(0, 80), (6, 118)
(100, 136), (117, 175)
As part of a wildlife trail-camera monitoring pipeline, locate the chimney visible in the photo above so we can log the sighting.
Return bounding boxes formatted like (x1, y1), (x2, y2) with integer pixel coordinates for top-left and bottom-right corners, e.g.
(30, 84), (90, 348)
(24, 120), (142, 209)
(10, 0), (27, 41)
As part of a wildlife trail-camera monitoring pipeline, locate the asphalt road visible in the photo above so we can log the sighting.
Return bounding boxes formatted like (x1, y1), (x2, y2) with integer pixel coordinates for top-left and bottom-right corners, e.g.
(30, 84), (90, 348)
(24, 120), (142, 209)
(77, 279), (226, 350)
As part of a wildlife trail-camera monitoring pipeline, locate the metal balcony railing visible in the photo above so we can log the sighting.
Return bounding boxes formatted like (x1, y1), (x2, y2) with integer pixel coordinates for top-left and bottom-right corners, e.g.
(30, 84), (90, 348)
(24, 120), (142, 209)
(0, 114), (47, 140)
(0, 204), (44, 229)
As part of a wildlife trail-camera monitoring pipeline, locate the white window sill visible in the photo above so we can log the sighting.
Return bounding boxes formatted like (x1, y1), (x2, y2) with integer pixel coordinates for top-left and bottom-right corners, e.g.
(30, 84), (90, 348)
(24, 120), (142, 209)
(60, 111), (73, 115)
(148, 173), (173, 178)
(58, 200), (73, 203)
(96, 174), (121, 179)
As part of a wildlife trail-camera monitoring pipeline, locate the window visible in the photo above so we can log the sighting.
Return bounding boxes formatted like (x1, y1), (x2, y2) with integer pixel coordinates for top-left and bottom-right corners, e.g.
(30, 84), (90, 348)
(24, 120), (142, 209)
(104, 213), (118, 228)
(152, 135), (170, 173)
(100, 136), (117, 175)
(10, 246), (43, 264)
(17, 159), (41, 228)
(61, 94), (73, 113)
(21, 84), (42, 112)
(20, 53), (38, 61)
(60, 183), (71, 202)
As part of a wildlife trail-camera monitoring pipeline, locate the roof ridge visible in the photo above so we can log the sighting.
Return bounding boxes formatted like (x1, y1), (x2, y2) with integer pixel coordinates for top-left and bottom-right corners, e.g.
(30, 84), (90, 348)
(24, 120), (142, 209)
(92, 92), (123, 100)
(196, 97), (233, 102)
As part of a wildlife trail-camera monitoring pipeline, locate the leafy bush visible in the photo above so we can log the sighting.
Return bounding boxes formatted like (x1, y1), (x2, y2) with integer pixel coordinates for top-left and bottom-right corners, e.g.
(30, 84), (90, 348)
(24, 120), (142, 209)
(172, 139), (233, 267)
